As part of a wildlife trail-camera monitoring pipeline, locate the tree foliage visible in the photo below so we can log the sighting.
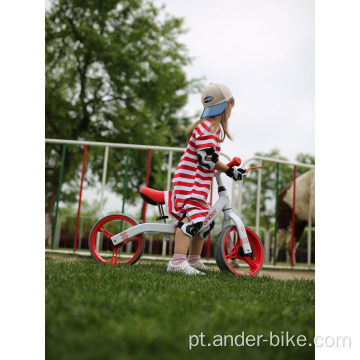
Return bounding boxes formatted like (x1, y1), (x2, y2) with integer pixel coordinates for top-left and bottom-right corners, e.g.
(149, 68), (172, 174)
(45, 0), (201, 245)
(45, 0), (201, 238)
(241, 149), (315, 228)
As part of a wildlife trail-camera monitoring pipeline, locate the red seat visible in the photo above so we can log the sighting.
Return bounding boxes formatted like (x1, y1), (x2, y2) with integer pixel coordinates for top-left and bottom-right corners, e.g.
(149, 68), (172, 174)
(139, 187), (165, 205)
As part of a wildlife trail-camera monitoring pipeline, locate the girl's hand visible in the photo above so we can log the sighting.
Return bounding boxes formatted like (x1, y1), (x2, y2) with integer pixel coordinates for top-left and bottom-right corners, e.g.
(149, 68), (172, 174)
(225, 167), (247, 181)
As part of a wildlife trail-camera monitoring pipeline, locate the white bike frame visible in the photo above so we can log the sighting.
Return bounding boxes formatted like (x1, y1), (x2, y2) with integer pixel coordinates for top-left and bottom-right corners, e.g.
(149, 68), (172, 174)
(110, 171), (253, 255)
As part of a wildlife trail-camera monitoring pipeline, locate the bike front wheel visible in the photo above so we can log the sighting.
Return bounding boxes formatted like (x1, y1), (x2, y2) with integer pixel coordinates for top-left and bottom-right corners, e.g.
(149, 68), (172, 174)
(215, 225), (263, 276)
(89, 214), (145, 265)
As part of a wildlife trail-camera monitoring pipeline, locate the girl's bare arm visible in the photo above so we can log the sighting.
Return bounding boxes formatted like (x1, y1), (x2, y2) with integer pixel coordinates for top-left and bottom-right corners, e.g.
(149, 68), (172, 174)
(214, 160), (230, 172)
(204, 156), (229, 172)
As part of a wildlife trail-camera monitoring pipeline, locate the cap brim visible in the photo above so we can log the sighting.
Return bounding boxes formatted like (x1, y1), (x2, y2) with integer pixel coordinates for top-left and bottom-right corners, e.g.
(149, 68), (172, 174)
(201, 101), (227, 118)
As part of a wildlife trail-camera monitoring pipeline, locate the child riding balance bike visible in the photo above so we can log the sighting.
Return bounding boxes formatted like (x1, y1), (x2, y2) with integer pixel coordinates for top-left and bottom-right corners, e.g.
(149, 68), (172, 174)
(89, 83), (264, 276)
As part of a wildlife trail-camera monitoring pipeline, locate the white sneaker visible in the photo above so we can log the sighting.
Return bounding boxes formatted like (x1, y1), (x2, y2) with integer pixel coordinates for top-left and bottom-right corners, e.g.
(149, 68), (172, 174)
(189, 260), (210, 270)
(167, 260), (205, 275)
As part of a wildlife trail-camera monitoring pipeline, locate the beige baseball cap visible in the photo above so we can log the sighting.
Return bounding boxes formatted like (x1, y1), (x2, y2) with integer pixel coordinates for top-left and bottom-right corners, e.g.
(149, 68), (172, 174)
(201, 83), (233, 118)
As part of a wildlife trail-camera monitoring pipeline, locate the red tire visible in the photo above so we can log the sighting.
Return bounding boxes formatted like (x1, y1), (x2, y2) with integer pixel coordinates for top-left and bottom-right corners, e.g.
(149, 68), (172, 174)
(215, 225), (263, 276)
(88, 214), (145, 265)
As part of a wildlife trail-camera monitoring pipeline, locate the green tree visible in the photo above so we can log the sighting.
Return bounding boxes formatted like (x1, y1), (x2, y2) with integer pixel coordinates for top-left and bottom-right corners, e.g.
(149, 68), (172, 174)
(242, 149), (315, 229)
(45, 0), (200, 246)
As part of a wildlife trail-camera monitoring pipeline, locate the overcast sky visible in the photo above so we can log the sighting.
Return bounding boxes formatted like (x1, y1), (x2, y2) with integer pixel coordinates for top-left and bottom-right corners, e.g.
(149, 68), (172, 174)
(154, 0), (315, 163)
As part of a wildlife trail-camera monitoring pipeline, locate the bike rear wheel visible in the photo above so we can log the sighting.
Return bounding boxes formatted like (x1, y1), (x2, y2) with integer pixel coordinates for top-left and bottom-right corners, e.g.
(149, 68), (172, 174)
(215, 225), (263, 276)
(89, 214), (145, 265)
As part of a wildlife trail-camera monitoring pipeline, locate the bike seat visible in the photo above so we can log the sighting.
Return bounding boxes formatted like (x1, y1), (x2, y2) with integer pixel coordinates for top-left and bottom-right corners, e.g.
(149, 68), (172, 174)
(139, 187), (165, 205)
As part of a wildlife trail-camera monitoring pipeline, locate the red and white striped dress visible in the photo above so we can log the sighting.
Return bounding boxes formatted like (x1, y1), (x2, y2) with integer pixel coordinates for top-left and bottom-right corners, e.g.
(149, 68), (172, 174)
(165, 119), (221, 224)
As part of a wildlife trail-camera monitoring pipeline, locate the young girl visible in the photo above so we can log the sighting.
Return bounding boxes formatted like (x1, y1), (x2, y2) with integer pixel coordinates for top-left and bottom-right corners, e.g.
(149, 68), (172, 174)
(165, 83), (247, 275)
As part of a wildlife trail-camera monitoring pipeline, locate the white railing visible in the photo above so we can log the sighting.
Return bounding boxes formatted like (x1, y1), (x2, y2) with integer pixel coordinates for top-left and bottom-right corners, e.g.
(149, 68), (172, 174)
(45, 138), (232, 212)
(234, 156), (315, 266)
(53, 213), (315, 268)
(46, 139), (315, 267)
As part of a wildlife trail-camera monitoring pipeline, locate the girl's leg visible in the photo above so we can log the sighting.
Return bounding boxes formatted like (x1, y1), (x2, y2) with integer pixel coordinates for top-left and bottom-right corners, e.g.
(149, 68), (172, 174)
(189, 234), (204, 256)
(188, 234), (210, 270)
(170, 218), (202, 272)
(188, 234), (204, 265)
(174, 217), (205, 255)
(169, 218), (208, 272)
(173, 217), (191, 255)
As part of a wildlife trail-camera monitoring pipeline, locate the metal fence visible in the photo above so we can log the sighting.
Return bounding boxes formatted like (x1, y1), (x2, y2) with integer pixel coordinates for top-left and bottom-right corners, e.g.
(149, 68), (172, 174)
(235, 156), (315, 266)
(46, 139), (315, 268)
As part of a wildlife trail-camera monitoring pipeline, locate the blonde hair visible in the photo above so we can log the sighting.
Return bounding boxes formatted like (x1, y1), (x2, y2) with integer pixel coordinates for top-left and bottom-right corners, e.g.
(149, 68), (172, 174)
(186, 98), (234, 142)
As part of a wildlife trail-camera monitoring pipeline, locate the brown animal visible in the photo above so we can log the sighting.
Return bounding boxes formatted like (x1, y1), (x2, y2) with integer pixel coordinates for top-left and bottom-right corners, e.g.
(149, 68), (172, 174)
(275, 170), (315, 264)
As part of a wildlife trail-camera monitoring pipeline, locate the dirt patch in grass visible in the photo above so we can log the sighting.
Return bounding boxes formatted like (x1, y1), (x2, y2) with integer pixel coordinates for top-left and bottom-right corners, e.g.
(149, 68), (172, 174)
(45, 253), (81, 262)
(258, 269), (315, 280)
(205, 264), (315, 280)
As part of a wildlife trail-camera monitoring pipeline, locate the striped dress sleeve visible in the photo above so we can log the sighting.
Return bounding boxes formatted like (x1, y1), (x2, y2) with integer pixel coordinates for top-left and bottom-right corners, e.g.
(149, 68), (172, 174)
(194, 120), (221, 159)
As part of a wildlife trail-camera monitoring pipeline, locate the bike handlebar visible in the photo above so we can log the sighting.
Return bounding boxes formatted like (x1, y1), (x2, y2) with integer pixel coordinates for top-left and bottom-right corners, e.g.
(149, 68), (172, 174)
(226, 157), (263, 173)
(246, 166), (263, 173)
(226, 157), (241, 167)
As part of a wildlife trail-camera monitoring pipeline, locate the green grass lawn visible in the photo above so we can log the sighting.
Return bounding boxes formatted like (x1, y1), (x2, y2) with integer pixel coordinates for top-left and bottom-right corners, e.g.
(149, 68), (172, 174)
(45, 256), (315, 360)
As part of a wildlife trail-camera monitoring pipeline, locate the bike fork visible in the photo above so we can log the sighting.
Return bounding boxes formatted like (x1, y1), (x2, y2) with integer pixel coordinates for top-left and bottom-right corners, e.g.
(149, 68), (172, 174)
(224, 211), (253, 255)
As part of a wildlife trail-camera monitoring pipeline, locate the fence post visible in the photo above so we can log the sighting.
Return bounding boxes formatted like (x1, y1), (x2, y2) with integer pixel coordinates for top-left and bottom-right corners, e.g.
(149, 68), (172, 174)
(255, 160), (263, 236)
(273, 163), (280, 265)
(96, 146), (109, 251)
(307, 168), (314, 266)
(206, 178), (213, 260)
(99, 146), (109, 218)
(142, 149), (152, 222)
(290, 165), (297, 267)
(51, 144), (67, 249)
(121, 148), (131, 214)
(167, 150), (173, 191)
(74, 145), (88, 252)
